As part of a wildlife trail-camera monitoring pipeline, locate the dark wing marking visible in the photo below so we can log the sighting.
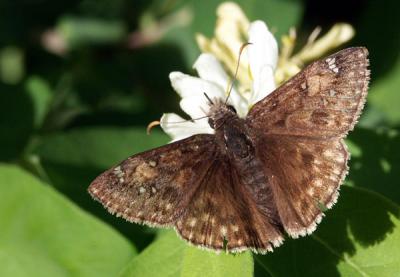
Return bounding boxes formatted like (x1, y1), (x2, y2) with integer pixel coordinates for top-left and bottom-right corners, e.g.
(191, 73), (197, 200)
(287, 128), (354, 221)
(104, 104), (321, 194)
(247, 47), (370, 139)
(88, 134), (216, 227)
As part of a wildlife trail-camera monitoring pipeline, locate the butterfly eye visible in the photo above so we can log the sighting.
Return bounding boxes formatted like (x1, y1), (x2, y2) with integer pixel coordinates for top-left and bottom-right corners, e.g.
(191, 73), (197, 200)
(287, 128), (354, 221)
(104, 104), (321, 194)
(227, 105), (237, 114)
(208, 118), (215, 129)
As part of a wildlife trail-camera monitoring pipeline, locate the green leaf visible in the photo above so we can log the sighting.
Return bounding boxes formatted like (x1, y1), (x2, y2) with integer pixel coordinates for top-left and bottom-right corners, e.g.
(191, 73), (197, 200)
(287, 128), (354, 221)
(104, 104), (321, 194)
(58, 16), (127, 48)
(365, 58), (400, 126)
(0, 164), (136, 277)
(36, 127), (169, 170)
(354, 0), (400, 128)
(255, 186), (400, 276)
(34, 127), (169, 249)
(0, 46), (24, 84)
(25, 75), (54, 129)
(0, 84), (34, 161)
(347, 127), (400, 204)
(121, 231), (253, 277)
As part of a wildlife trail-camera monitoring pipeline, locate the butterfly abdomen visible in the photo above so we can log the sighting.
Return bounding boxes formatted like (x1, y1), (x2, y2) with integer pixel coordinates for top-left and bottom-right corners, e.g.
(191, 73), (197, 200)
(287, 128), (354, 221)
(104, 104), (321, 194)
(213, 110), (283, 232)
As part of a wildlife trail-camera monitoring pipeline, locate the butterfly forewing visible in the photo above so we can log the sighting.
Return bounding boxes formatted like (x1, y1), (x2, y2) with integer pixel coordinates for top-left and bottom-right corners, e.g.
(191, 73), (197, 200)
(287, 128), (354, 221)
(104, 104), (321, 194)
(89, 134), (216, 226)
(247, 47), (370, 138)
(245, 47), (369, 238)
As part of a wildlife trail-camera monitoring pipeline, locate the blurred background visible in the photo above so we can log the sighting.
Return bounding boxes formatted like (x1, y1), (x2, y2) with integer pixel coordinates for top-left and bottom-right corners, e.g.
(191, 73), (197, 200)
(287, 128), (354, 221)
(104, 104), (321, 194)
(0, 0), (399, 276)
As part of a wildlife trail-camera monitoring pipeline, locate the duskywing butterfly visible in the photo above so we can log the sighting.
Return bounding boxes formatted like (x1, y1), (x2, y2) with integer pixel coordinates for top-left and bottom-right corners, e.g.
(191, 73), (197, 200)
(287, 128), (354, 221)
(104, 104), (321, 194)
(89, 47), (370, 254)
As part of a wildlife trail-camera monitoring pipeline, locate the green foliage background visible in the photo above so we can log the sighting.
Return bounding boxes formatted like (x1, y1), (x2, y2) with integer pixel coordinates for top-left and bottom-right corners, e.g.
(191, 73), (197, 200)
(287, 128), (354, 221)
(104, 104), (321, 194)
(0, 0), (399, 276)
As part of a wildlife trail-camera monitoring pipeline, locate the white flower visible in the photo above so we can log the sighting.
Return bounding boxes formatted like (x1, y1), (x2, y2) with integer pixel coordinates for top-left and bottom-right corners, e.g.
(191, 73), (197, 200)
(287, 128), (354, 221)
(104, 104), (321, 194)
(160, 2), (354, 141)
(161, 20), (278, 141)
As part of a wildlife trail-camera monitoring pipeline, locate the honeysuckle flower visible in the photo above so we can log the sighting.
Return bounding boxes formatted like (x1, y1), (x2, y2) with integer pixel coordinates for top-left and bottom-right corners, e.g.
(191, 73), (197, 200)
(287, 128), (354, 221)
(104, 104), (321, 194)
(196, 2), (251, 93)
(160, 53), (247, 140)
(160, 1), (355, 141)
(161, 21), (278, 141)
(196, 2), (278, 103)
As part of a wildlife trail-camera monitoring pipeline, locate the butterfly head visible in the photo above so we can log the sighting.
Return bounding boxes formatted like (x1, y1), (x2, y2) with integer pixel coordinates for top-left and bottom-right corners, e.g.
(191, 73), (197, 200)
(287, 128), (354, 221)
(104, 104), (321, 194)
(207, 98), (237, 129)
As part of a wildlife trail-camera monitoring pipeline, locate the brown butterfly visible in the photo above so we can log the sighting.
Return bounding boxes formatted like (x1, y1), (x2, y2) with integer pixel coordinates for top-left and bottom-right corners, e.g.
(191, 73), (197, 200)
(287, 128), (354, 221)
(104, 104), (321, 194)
(89, 47), (370, 254)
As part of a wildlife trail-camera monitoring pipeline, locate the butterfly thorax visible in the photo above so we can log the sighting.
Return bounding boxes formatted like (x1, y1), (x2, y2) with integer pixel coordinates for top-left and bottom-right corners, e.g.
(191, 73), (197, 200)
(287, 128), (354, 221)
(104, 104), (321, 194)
(208, 100), (255, 161)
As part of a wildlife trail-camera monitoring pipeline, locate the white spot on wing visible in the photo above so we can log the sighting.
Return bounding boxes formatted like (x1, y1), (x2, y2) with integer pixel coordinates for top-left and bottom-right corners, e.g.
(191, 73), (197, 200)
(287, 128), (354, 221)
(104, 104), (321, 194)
(202, 213), (210, 221)
(335, 155), (345, 163)
(332, 167), (342, 175)
(326, 57), (339, 73)
(232, 225), (239, 232)
(220, 226), (227, 236)
(314, 178), (323, 187)
(323, 149), (336, 159)
(189, 218), (197, 227)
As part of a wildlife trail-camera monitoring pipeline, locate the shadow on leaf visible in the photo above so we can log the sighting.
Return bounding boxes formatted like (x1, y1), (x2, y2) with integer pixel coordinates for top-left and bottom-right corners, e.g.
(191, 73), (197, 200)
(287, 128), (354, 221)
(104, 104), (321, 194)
(347, 127), (400, 204)
(255, 186), (399, 276)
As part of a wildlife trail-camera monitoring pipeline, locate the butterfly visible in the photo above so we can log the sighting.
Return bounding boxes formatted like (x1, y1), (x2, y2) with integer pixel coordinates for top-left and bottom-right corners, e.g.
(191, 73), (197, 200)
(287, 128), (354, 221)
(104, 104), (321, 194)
(89, 47), (370, 254)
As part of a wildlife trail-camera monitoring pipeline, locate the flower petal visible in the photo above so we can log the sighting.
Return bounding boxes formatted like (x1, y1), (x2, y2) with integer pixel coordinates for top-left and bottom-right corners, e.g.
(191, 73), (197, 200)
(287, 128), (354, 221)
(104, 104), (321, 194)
(160, 113), (213, 141)
(248, 21), (278, 70)
(193, 54), (248, 117)
(247, 21), (278, 105)
(193, 53), (229, 90)
(169, 71), (226, 119)
(215, 2), (250, 72)
(250, 65), (275, 105)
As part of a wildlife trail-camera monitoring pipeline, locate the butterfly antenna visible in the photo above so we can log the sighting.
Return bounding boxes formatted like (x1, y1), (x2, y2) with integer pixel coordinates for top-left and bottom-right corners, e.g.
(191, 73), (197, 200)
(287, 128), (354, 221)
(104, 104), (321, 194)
(225, 42), (252, 105)
(204, 92), (214, 105)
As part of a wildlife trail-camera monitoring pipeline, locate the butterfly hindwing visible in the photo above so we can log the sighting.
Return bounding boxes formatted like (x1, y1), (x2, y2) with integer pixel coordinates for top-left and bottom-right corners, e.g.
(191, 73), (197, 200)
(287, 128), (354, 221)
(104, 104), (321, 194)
(89, 134), (216, 226)
(255, 136), (349, 237)
(175, 158), (284, 253)
(247, 47), (370, 138)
